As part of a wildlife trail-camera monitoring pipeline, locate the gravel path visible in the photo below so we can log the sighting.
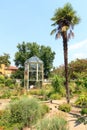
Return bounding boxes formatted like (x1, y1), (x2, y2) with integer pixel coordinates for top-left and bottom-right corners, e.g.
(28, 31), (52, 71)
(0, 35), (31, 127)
(45, 98), (87, 130)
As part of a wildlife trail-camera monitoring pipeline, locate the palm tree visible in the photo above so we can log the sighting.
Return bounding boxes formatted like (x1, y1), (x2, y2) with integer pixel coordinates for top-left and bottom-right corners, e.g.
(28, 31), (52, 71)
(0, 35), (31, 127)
(50, 3), (80, 103)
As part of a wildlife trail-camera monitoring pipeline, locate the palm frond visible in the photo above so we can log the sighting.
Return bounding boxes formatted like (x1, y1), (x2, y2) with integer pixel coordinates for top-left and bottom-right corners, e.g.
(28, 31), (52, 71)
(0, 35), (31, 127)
(67, 30), (74, 40)
(55, 32), (61, 39)
(51, 22), (57, 26)
(67, 33), (71, 40)
(50, 28), (56, 35)
(51, 2), (80, 39)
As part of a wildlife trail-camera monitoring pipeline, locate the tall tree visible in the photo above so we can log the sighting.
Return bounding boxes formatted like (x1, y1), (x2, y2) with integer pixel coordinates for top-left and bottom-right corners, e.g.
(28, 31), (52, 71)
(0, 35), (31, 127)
(0, 53), (10, 66)
(14, 42), (55, 79)
(40, 45), (55, 78)
(50, 3), (80, 103)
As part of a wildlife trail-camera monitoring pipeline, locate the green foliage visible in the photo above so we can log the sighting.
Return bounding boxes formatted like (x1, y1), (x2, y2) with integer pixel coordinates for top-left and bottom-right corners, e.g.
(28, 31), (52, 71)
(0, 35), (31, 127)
(58, 103), (71, 112)
(75, 77), (87, 89)
(50, 93), (62, 100)
(29, 89), (46, 96)
(0, 75), (5, 84)
(11, 68), (24, 81)
(51, 2), (80, 39)
(81, 108), (87, 115)
(68, 59), (87, 80)
(52, 75), (65, 94)
(75, 95), (87, 107)
(52, 59), (87, 81)
(14, 42), (55, 79)
(0, 109), (11, 129)
(76, 108), (87, 125)
(40, 104), (50, 116)
(0, 89), (11, 99)
(9, 98), (40, 126)
(40, 45), (55, 78)
(0, 53), (10, 66)
(29, 89), (41, 95)
(69, 81), (76, 95)
(83, 77), (87, 88)
(5, 78), (15, 87)
(0, 83), (5, 88)
(28, 89), (49, 101)
(0, 75), (16, 89)
(0, 97), (49, 129)
(36, 115), (68, 130)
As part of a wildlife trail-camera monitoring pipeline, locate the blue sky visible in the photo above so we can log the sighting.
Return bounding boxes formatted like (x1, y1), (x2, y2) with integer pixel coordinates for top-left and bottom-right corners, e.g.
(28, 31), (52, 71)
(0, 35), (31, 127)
(0, 0), (87, 67)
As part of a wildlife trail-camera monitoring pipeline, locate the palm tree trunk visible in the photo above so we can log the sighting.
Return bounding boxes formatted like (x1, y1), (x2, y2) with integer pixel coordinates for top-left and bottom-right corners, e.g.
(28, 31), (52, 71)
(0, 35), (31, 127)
(62, 31), (70, 104)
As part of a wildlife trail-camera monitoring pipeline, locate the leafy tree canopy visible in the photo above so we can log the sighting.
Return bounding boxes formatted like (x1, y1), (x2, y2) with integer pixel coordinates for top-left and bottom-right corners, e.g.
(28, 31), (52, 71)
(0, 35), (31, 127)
(14, 42), (55, 78)
(52, 58), (87, 80)
(68, 58), (87, 79)
(0, 53), (11, 66)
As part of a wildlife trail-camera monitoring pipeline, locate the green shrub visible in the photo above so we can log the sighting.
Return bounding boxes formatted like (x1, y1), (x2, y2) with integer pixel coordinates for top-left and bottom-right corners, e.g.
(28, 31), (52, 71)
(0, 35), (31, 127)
(0, 97), (49, 129)
(83, 77), (87, 88)
(75, 94), (87, 107)
(9, 84), (15, 89)
(0, 83), (5, 88)
(50, 93), (62, 100)
(29, 89), (41, 95)
(80, 108), (87, 115)
(76, 108), (87, 125)
(40, 104), (50, 116)
(0, 75), (5, 84)
(0, 109), (11, 128)
(52, 75), (64, 93)
(9, 97), (49, 127)
(36, 115), (68, 130)
(10, 96), (19, 101)
(5, 78), (15, 87)
(58, 103), (71, 113)
(0, 90), (11, 99)
(9, 98), (41, 126)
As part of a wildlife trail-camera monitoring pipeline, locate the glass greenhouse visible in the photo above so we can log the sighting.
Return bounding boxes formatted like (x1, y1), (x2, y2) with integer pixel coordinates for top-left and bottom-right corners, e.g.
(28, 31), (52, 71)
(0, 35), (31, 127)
(24, 56), (44, 89)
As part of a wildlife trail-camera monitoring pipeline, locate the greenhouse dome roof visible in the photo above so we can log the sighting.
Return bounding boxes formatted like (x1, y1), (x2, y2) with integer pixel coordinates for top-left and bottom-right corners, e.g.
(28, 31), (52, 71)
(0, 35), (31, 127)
(25, 56), (43, 64)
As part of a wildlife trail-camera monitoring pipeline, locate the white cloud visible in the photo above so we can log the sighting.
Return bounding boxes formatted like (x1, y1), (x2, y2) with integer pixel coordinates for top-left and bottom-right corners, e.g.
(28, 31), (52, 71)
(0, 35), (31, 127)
(73, 53), (87, 59)
(69, 39), (87, 51)
(68, 39), (87, 62)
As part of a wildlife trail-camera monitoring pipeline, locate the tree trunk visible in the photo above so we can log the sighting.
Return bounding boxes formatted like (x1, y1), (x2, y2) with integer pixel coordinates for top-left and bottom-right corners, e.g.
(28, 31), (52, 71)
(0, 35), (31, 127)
(62, 31), (70, 104)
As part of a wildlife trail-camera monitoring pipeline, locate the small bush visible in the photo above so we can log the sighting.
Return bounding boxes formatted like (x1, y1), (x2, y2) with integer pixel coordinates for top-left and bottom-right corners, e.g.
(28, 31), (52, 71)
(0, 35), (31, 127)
(52, 75), (64, 90)
(76, 108), (87, 125)
(40, 104), (50, 116)
(36, 115), (68, 130)
(29, 89), (41, 95)
(75, 94), (87, 107)
(0, 97), (49, 129)
(5, 78), (16, 88)
(0, 90), (11, 99)
(50, 93), (62, 100)
(80, 108), (87, 115)
(0, 75), (5, 84)
(9, 98), (41, 126)
(58, 103), (71, 113)
(0, 109), (11, 128)
(0, 83), (5, 88)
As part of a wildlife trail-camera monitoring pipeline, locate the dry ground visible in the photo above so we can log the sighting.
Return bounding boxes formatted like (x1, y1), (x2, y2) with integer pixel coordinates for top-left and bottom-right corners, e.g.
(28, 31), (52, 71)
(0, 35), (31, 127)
(45, 98), (87, 130)
(0, 98), (87, 130)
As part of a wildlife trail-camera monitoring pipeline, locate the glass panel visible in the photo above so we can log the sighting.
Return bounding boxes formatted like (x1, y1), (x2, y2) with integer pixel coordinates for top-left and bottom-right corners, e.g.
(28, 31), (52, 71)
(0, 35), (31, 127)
(38, 64), (42, 71)
(29, 63), (37, 71)
(29, 72), (36, 80)
(38, 72), (42, 80)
